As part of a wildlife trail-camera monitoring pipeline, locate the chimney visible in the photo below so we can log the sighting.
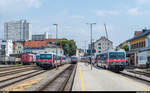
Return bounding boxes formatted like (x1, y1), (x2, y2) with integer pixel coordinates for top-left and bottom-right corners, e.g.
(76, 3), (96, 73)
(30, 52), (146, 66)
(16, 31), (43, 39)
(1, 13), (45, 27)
(134, 31), (143, 37)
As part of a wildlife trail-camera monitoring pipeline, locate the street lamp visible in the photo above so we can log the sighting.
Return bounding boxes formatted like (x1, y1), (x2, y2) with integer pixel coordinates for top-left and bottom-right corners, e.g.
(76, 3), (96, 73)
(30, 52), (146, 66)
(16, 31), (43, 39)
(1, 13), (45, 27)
(86, 23), (96, 70)
(53, 24), (58, 70)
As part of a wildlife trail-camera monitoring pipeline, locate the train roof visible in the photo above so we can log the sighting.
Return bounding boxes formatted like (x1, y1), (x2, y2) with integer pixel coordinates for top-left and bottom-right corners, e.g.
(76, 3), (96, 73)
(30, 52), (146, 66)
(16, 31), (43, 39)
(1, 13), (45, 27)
(71, 56), (77, 57)
(97, 49), (125, 55)
(37, 52), (66, 57)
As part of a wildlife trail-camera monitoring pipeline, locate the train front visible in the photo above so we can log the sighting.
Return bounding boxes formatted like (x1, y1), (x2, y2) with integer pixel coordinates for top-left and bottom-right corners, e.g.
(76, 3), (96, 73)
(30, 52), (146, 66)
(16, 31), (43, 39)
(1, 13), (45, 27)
(108, 51), (126, 72)
(39, 54), (54, 69)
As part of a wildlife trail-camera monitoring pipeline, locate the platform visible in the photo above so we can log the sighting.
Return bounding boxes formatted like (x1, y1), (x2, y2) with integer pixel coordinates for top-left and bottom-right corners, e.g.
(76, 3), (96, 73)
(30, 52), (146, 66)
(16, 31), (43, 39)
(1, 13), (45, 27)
(72, 62), (150, 91)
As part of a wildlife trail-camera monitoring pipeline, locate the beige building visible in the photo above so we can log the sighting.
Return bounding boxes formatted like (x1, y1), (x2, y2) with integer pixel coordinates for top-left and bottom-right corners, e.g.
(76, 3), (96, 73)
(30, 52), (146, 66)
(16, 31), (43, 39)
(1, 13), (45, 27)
(13, 41), (24, 54)
(93, 36), (113, 56)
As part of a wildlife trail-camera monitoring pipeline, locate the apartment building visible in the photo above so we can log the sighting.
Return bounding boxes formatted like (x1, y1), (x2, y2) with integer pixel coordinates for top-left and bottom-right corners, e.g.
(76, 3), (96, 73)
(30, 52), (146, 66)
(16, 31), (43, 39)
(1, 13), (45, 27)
(4, 20), (32, 41)
(93, 36), (113, 56)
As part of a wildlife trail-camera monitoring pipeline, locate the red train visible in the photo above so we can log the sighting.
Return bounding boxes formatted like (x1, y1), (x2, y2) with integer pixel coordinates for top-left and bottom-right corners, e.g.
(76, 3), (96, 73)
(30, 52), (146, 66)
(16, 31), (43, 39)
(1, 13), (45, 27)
(21, 53), (35, 65)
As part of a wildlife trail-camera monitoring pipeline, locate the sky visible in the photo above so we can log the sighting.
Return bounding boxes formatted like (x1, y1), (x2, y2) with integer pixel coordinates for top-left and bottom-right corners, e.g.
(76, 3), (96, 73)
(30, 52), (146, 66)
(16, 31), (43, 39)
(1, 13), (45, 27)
(1, 0), (150, 49)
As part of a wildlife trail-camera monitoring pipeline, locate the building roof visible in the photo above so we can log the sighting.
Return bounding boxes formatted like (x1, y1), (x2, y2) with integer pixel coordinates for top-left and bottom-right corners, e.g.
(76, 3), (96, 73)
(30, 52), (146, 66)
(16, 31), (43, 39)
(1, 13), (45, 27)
(94, 36), (113, 44)
(128, 29), (150, 42)
(45, 38), (62, 42)
(134, 31), (143, 37)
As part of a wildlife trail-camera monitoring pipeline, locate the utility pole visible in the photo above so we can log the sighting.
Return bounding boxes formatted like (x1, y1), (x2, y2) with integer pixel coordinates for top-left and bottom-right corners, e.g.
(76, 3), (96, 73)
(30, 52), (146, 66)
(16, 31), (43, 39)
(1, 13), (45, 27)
(53, 24), (58, 70)
(87, 23), (96, 70)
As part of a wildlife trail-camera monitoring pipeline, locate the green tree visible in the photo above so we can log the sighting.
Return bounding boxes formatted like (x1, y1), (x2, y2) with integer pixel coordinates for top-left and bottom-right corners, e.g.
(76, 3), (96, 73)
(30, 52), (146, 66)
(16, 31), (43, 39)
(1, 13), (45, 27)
(122, 45), (129, 51)
(68, 40), (77, 56)
(58, 38), (77, 56)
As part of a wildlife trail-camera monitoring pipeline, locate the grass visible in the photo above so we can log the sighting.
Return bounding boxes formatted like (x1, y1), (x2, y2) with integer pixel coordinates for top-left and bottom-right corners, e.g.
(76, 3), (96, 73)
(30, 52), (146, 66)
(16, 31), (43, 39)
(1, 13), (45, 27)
(16, 64), (23, 66)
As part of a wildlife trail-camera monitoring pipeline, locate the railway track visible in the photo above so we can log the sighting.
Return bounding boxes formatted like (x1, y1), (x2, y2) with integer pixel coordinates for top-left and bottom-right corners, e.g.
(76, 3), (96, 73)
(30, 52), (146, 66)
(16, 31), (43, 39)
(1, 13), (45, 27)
(127, 70), (150, 77)
(119, 71), (150, 86)
(0, 65), (36, 72)
(0, 70), (47, 90)
(0, 67), (39, 77)
(39, 64), (77, 91)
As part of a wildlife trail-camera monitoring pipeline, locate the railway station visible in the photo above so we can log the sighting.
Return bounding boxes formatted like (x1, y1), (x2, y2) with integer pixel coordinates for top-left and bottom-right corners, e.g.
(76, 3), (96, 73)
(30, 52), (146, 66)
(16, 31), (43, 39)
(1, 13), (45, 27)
(1, 0), (150, 92)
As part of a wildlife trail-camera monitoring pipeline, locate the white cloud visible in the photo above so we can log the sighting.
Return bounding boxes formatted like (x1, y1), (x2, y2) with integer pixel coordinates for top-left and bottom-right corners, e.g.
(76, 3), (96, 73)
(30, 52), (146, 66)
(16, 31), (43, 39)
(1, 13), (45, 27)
(0, 0), (42, 13)
(23, 0), (41, 8)
(94, 10), (120, 16)
(127, 8), (141, 16)
(136, 0), (150, 5)
(71, 15), (85, 20)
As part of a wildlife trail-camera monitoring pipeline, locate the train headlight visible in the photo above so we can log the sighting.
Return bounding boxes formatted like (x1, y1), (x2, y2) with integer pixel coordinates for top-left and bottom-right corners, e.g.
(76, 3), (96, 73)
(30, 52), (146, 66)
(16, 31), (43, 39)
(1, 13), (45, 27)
(121, 61), (125, 65)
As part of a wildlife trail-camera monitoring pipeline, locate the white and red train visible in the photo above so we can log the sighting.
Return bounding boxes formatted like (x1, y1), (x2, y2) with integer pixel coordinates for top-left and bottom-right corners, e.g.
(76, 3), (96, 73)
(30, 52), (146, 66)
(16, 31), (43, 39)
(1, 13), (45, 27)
(96, 49), (126, 72)
(35, 53), (67, 69)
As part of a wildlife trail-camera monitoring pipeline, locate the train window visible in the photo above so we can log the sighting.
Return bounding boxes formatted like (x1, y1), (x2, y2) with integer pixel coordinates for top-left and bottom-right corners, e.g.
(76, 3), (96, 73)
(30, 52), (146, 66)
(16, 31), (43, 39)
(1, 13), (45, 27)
(109, 52), (125, 59)
(40, 54), (52, 59)
(147, 57), (150, 62)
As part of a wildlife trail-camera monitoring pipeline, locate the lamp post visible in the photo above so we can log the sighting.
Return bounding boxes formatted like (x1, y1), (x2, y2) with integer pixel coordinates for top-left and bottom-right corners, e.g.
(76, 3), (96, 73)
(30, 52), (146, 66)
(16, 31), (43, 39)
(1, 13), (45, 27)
(86, 23), (96, 70)
(53, 24), (58, 70)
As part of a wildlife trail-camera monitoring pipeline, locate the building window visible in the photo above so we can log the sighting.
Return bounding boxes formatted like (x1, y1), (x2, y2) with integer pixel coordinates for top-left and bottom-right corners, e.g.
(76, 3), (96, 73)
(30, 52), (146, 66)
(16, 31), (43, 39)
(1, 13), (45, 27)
(139, 42), (142, 48)
(144, 41), (146, 47)
(99, 47), (101, 49)
(137, 43), (139, 48)
(141, 42), (144, 47)
(99, 51), (101, 53)
(98, 43), (101, 45)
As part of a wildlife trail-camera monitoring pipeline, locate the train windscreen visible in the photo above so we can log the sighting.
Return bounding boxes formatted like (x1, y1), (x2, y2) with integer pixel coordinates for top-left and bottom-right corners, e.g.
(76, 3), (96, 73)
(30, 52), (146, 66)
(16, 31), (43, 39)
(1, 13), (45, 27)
(71, 57), (77, 59)
(36, 55), (40, 59)
(109, 52), (125, 59)
(40, 54), (52, 59)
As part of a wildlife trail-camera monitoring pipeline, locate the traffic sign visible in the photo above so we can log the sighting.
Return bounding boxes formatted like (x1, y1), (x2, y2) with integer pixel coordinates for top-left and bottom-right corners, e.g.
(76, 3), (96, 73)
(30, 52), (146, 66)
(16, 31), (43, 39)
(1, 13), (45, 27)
(87, 49), (96, 53)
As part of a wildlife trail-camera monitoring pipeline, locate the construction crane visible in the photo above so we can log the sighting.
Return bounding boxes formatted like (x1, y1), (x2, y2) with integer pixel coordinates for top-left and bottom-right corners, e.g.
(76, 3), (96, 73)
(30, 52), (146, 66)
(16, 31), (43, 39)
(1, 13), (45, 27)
(104, 23), (108, 39)
(104, 23), (109, 50)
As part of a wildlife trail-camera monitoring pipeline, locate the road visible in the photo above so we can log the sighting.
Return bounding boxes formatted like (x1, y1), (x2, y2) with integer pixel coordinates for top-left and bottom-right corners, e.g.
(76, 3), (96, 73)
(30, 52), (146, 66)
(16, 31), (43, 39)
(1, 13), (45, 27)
(72, 62), (150, 91)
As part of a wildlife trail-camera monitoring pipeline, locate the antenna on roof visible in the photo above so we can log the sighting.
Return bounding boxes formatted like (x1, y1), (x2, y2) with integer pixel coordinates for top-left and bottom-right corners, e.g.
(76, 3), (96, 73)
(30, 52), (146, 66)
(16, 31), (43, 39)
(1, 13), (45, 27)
(104, 23), (108, 39)
(143, 27), (148, 32)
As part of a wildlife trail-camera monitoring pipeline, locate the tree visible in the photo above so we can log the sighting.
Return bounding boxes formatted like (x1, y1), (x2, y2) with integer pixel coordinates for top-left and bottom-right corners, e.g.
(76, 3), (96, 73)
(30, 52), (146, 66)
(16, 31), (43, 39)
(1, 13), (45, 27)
(122, 45), (129, 51)
(58, 38), (77, 56)
(68, 40), (77, 56)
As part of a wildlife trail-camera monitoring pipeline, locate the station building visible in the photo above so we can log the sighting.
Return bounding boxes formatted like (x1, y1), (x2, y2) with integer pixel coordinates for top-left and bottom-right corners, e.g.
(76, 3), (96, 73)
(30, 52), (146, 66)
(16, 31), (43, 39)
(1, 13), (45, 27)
(118, 29), (150, 67)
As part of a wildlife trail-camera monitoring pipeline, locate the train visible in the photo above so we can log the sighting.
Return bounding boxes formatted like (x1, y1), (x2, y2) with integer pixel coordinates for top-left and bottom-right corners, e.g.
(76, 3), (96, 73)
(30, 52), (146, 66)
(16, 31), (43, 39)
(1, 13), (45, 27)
(21, 53), (35, 65)
(35, 52), (69, 69)
(71, 56), (78, 64)
(96, 49), (126, 72)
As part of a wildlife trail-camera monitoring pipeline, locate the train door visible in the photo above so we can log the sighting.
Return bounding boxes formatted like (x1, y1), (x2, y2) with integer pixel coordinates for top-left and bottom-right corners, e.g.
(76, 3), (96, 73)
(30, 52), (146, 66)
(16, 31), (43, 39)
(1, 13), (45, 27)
(52, 54), (55, 67)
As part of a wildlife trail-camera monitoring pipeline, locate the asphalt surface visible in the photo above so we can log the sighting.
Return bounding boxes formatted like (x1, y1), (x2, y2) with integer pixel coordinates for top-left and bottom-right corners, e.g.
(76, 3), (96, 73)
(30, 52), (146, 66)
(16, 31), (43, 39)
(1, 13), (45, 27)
(72, 62), (150, 91)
